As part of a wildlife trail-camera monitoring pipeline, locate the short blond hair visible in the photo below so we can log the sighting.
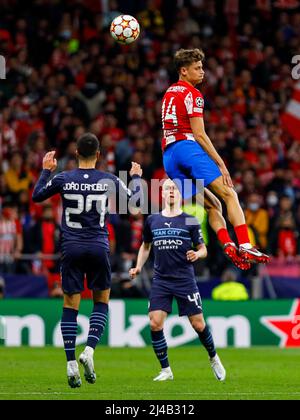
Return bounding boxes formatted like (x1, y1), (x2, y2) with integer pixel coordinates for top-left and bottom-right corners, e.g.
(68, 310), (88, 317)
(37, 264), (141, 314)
(174, 48), (205, 74)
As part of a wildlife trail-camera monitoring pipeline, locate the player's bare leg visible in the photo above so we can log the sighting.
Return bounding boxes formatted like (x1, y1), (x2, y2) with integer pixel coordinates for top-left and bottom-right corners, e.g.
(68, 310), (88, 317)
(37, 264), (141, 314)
(189, 314), (226, 382)
(203, 188), (226, 232)
(198, 189), (251, 270)
(149, 311), (173, 381)
(208, 177), (270, 264)
(79, 289), (110, 384)
(62, 293), (82, 388)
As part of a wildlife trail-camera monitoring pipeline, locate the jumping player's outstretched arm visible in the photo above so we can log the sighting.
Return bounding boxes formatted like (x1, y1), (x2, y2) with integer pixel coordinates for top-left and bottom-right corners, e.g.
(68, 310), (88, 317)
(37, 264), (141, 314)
(129, 242), (152, 279)
(190, 118), (233, 188)
(32, 151), (64, 202)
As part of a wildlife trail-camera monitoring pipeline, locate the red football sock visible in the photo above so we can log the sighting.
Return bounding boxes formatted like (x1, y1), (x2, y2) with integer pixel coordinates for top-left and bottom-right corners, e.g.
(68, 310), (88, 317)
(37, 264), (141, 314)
(234, 224), (250, 245)
(217, 228), (233, 246)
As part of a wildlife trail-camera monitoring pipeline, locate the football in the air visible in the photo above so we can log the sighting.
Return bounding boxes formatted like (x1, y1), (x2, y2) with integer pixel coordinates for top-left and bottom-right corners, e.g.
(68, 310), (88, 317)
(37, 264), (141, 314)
(110, 15), (140, 45)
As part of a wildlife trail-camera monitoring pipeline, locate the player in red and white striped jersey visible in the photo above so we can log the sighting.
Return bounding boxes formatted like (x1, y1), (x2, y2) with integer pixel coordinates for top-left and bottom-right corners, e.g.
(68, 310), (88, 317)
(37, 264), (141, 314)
(161, 48), (270, 269)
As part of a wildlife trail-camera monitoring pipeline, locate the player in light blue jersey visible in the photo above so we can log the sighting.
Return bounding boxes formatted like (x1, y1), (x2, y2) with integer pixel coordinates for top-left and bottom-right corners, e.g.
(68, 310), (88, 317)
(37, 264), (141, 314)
(130, 179), (226, 382)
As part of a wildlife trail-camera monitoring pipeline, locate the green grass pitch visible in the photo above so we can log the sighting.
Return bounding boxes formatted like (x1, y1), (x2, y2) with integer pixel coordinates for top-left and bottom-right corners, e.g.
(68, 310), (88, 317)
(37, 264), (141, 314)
(0, 347), (300, 400)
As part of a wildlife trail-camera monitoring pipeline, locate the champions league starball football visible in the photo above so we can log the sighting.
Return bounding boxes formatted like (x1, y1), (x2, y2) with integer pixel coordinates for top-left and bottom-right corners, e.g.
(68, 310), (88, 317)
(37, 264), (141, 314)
(110, 15), (140, 45)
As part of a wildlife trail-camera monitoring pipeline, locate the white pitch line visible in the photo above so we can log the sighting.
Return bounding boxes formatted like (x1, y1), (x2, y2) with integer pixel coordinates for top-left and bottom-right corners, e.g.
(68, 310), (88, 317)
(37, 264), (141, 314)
(1, 392), (300, 397)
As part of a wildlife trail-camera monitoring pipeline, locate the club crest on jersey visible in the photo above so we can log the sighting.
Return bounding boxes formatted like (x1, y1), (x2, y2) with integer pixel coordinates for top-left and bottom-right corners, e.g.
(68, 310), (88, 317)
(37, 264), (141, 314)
(196, 97), (204, 108)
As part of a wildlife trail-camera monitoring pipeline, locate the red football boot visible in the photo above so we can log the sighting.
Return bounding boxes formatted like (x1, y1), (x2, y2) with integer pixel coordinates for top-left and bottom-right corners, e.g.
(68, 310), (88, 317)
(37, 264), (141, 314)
(223, 243), (251, 271)
(239, 246), (270, 264)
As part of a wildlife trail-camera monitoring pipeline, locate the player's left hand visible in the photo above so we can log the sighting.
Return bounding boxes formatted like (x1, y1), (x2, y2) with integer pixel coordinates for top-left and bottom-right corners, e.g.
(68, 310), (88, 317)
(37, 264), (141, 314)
(186, 250), (200, 263)
(219, 163), (233, 188)
(130, 162), (142, 177)
(43, 151), (57, 172)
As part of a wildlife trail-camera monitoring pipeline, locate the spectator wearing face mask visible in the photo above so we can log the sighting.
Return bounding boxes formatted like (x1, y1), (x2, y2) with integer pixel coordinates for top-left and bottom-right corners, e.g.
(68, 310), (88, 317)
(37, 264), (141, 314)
(245, 193), (269, 251)
(266, 191), (279, 216)
(265, 192), (283, 246)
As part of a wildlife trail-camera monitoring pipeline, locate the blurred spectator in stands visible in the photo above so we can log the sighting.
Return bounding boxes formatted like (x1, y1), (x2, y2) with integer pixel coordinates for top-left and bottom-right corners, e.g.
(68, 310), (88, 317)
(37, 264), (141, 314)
(267, 166), (289, 196)
(27, 131), (47, 168)
(138, 0), (165, 38)
(102, 114), (125, 144)
(0, 109), (17, 166)
(106, 220), (117, 271)
(270, 195), (296, 231)
(101, 133), (116, 173)
(176, 7), (201, 37)
(130, 213), (144, 254)
(57, 141), (77, 172)
(0, 172), (10, 207)
(4, 152), (32, 199)
(269, 214), (300, 259)
(107, 221), (116, 255)
(212, 268), (249, 301)
(25, 150), (40, 182)
(103, 0), (121, 28)
(238, 170), (261, 202)
(116, 213), (143, 273)
(287, 141), (300, 176)
(245, 193), (269, 250)
(279, 195), (294, 216)
(0, 203), (23, 274)
(28, 205), (60, 275)
(266, 191), (279, 213)
(18, 189), (32, 228)
(15, 107), (45, 149)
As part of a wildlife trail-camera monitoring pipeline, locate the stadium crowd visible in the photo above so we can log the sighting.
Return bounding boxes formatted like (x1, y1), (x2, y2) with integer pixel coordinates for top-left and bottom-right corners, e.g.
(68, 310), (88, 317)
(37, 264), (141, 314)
(1, 0), (300, 296)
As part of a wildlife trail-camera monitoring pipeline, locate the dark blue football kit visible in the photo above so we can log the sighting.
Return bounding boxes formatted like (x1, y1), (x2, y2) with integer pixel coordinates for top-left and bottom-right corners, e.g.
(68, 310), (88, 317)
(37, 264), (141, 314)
(33, 168), (142, 294)
(143, 212), (204, 317)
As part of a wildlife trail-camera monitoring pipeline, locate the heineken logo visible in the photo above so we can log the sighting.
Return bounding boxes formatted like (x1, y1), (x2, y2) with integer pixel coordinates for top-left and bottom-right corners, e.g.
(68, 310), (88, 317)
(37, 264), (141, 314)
(261, 300), (300, 348)
(0, 299), (300, 348)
